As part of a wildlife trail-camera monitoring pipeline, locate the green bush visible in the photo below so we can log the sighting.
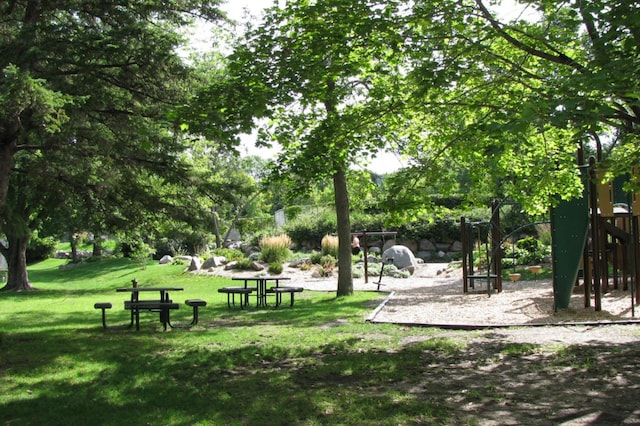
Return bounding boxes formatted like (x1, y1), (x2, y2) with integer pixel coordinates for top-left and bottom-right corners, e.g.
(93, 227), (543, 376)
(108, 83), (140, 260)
(26, 234), (57, 263)
(268, 262), (283, 274)
(284, 209), (336, 248)
(235, 258), (255, 270)
(320, 254), (336, 268)
(309, 250), (323, 265)
(213, 248), (245, 262)
(314, 254), (336, 277)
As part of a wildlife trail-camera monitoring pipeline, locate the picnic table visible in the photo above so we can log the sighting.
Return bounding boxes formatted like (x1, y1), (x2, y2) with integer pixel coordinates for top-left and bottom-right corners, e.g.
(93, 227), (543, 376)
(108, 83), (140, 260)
(116, 286), (183, 330)
(229, 277), (301, 307)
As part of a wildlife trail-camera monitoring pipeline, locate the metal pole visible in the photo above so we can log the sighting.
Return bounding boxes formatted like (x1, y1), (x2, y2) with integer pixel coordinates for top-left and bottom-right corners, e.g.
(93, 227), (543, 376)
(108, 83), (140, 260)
(589, 157), (602, 311)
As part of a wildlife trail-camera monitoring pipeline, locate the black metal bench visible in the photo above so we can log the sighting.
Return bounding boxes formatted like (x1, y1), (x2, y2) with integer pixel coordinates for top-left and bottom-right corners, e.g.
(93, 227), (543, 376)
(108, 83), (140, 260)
(124, 300), (180, 331)
(94, 302), (113, 329)
(268, 286), (304, 307)
(185, 299), (207, 325)
(218, 287), (255, 308)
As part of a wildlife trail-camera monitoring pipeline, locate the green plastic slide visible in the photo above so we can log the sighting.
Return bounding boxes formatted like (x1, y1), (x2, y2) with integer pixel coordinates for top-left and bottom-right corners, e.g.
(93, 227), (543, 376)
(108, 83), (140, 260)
(550, 195), (589, 309)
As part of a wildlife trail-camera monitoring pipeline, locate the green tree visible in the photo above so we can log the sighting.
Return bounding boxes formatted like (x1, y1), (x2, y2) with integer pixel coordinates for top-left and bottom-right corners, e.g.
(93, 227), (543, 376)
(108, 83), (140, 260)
(226, 0), (409, 296)
(0, 1), (225, 291)
(394, 0), (640, 214)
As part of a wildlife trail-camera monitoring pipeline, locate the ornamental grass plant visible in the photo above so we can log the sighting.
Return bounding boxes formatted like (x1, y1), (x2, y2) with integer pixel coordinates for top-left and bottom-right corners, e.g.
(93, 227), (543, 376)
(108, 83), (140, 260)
(321, 234), (339, 258)
(259, 234), (292, 264)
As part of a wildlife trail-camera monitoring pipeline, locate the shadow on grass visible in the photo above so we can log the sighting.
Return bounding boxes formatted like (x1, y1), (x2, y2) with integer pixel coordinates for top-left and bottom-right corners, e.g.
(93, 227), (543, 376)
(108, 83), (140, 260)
(2, 325), (640, 425)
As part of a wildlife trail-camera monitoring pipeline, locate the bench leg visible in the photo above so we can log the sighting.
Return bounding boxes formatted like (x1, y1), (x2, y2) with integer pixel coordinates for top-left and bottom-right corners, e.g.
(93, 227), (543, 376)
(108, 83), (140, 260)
(160, 308), (169, 331)
(100, 308), (109, 329)
(133, 309), (140, 331)
(191, 305), (199, 325)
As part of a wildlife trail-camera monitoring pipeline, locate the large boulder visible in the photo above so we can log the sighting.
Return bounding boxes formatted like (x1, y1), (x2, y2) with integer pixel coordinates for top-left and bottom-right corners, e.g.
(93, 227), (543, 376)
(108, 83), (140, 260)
(188, 257), (202, 271)
(383, 245), (418, 274)
(202, 256), (226, 269)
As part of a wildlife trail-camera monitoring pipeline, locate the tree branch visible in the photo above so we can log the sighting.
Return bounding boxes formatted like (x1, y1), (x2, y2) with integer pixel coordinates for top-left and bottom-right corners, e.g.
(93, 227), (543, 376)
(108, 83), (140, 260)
(474, 0), (586, 74)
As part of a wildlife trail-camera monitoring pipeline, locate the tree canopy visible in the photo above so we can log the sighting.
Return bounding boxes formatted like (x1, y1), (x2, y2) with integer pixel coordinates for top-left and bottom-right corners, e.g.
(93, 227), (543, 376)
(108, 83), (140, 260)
(0, 0), (226, 290)
(391, 0), (640, 214)
(224, 0), (414, 295)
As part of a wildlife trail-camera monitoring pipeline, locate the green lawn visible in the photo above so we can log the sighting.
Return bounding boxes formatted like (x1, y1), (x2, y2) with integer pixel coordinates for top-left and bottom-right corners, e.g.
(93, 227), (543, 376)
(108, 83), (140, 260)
(0, 257), (456, 425)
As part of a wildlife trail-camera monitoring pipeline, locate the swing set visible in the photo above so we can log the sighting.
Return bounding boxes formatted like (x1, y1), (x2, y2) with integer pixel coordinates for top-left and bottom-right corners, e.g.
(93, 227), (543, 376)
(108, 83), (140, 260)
(461, 199), (551, 295)
(460, 200), (503, 294)
(351, 230), (398, 290)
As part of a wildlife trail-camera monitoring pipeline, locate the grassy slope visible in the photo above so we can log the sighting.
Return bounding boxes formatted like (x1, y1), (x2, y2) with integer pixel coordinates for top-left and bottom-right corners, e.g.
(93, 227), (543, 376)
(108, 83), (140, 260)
(0, 257), (459, 425)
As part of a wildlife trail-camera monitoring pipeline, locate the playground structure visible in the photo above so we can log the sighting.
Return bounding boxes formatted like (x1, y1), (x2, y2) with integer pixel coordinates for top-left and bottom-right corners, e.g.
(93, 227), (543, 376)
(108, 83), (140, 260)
(552, 158), (640, 311)
(350, 230), (398, 286)
(460, 199), (545, 295)
(460, 159), (640, 314)
(460, 199), (503, 294)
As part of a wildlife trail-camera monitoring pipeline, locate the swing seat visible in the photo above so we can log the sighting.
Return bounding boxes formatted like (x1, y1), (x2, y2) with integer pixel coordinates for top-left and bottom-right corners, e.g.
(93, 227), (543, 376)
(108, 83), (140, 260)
(466, 274), (499, 290)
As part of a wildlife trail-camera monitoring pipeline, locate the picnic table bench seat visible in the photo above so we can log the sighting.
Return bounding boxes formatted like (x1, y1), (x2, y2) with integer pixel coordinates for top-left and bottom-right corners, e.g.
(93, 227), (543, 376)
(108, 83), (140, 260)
(94, 302), (113, 329)
(268, 286), (304, 307)
(185, 299), (207, 325)
(124, 300), (180, 331)
(218, 286), (254, 309)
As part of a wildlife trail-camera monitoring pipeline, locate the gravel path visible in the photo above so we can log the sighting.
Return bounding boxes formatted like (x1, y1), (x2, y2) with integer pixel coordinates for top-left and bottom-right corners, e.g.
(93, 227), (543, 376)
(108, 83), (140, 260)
(205, 261), (640, 344)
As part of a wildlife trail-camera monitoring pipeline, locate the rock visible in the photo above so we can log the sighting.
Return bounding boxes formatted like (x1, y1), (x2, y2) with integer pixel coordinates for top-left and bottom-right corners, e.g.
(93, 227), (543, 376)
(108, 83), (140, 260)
(289, 258), (311, 268)
(159, 255), (173, 265)
(188, 257), (202, 271)
(55, 251), (70, 259)
(451, 241), (463, 252)
(436, 243), (451, 251)
(397, 240), (418, 253)
(368, 246), (381, 255)
(382, 240), (396, 251)
(382, 245), (418, 275)
(419, 239), (437, 251)
(202, 256), (226, 269)
(416, 251), (432, 261)
(224, 261), (238, 270)
(251, 261), (265, 271)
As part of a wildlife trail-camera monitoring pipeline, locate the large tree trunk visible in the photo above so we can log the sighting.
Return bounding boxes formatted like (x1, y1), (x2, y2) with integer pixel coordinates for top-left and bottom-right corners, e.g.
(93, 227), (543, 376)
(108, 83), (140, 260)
(1, 235), (34, 291)
(334, 168), (353, 296)
(70, 233), (79, 263)
(92, 235), (103, 257)
(0, 139), (14, 210)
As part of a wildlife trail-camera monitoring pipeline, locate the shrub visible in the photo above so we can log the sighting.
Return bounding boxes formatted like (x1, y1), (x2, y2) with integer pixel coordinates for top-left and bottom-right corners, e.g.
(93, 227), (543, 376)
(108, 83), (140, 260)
(235, 258), (255, 270)
(315, 255), (336, 277)
(122, 240), (154, 269)
(283, 208), (336, 249)
(268, 262), (283, 274)
(516, 237), (550, 265)
(213, 247), (245, 262)
(299, 261), (312, 271)
(309, 250), (323, 265)
(321, 234), (339, 258)
(260, 234), (292, 264)
(26, 234), (57, 263)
